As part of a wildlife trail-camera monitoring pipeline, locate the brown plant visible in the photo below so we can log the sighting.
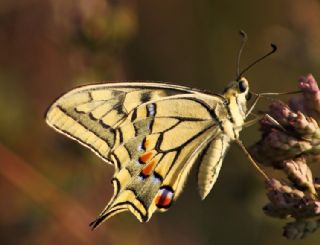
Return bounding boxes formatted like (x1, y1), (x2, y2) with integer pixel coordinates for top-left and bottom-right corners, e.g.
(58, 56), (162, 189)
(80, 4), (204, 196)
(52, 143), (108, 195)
(251, 74), (320, 239)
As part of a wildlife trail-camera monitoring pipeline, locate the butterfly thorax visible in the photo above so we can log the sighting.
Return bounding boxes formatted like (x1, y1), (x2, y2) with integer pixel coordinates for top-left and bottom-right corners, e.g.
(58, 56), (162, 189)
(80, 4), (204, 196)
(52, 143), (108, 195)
(222, 77), (250, 139)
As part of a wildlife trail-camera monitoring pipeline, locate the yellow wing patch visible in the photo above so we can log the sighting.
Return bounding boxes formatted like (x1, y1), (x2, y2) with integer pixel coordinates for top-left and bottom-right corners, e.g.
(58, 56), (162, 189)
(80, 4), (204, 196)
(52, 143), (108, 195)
(46, 83), (197, 164)
(89, 95), (222, 227)
(45, 82), (236, 228)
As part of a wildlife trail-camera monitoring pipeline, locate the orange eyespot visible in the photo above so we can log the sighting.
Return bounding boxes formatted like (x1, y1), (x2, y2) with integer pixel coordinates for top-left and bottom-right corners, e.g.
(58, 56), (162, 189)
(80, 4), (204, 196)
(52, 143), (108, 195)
(139, 152), (153, 164)
(143, 138), (150, 149)
(141, 159), (157, 177)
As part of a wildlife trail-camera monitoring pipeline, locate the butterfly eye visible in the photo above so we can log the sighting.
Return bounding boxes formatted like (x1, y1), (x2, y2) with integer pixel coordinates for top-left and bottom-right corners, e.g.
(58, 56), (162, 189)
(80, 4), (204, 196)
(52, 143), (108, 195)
(238, 80), (247, 93)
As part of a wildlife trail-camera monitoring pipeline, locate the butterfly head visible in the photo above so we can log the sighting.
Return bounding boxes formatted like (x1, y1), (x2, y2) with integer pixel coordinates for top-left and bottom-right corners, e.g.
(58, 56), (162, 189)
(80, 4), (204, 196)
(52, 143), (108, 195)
(223, 77), (252, 101)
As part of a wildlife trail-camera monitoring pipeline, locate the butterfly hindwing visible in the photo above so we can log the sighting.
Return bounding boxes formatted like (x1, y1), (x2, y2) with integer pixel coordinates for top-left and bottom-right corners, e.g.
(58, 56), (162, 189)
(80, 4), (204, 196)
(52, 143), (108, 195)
(90, 95), (224, 227)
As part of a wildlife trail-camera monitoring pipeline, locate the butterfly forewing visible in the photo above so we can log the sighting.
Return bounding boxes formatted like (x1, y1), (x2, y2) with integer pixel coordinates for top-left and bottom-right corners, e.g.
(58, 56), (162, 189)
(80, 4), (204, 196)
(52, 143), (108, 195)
(46, 83), (198, 165)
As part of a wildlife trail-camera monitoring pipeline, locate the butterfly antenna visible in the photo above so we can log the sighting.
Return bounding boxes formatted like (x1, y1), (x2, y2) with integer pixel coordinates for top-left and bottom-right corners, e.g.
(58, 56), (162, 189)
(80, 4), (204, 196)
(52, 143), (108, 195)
(236, 30), (248, 80)
(238, 43), (277, 80)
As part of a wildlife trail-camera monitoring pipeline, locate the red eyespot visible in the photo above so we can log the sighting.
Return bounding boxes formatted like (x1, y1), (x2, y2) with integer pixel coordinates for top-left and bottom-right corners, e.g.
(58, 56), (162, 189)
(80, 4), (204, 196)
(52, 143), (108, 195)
(155, 186), (174, 209)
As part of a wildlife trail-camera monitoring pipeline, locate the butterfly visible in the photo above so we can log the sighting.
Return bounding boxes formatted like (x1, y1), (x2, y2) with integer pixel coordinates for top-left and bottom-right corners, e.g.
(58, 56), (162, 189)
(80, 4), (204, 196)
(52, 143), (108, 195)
(45, 32), (277, 229)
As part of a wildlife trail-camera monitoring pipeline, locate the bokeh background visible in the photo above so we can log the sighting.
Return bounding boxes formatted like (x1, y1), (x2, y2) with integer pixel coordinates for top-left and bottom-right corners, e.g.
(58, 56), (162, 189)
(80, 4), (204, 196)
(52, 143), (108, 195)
(1, 0), (320, 244)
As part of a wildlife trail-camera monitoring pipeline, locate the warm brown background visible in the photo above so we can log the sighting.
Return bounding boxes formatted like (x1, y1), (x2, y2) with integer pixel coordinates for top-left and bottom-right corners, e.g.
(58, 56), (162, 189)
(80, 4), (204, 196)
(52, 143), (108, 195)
(0, 0), (319, 244)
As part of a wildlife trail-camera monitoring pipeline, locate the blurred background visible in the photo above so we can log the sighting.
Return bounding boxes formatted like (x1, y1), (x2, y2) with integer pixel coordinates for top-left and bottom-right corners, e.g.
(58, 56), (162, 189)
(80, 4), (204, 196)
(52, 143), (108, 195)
(0, 0), (319, 244)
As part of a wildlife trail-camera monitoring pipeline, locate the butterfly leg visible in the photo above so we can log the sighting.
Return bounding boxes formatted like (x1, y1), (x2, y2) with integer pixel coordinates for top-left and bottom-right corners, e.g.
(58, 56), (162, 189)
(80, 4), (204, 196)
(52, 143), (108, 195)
(246, 90), (301, 118)
(256, 90), (301, 97)
(245, 92), (286, 129)
(245, 93), (261, 118)
(235, 139), (270, 181)
(242, 116), (261, 128)
(243, 113), (287, 133)
(241, 112), (287, 134)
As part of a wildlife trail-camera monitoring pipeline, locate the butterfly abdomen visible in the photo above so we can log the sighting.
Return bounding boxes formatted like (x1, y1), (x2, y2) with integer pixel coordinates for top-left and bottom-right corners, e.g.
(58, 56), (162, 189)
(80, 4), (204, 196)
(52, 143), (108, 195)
(197, 135), (230, 200)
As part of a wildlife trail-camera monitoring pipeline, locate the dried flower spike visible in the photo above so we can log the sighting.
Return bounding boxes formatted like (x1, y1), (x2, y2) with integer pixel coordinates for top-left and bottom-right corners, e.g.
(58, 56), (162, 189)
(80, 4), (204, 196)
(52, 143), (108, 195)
(251, 74), (320, 240)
